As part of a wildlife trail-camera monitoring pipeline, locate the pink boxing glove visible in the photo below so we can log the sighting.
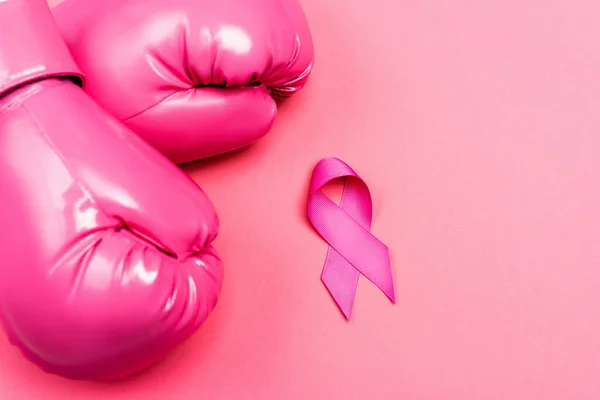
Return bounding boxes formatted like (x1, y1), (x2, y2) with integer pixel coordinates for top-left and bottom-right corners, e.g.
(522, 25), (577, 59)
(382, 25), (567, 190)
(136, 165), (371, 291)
(51, 0), (314, 164)
(0, 0), (223, 380)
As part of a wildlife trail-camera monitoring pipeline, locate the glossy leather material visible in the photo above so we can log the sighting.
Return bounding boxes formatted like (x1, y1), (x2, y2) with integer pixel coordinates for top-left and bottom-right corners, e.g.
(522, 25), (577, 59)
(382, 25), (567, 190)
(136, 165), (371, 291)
(0, 0), (83, 92)
(0, 0), (223, 381)
(52, 0), (314, 164)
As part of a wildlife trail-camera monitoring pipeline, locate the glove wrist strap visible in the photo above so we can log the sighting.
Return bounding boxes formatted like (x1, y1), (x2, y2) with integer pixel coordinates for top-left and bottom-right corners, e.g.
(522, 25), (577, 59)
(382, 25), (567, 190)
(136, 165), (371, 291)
(0, 0), (84, 97)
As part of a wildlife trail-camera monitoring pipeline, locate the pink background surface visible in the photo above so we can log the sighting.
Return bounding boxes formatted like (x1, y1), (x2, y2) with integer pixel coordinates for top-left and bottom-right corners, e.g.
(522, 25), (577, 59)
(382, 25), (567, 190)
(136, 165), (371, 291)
(2, 0), (600, 398)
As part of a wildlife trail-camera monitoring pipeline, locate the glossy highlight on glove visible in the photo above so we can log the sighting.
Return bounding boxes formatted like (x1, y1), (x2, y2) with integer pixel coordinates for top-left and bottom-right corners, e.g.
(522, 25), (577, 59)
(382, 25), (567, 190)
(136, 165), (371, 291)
(307, 158), (395, 320)
(52, 0), (314, 164)
(0, 0), (223, 381)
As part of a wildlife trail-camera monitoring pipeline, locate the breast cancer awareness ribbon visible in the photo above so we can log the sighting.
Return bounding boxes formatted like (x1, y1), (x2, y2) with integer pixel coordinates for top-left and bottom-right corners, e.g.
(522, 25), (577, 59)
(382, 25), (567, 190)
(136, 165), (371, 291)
(307, 157), (395, 320)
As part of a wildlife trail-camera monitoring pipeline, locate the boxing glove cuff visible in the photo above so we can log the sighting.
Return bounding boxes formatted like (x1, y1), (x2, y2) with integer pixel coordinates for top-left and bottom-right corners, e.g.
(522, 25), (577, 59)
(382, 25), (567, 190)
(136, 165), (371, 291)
(0, 0), (84, 96)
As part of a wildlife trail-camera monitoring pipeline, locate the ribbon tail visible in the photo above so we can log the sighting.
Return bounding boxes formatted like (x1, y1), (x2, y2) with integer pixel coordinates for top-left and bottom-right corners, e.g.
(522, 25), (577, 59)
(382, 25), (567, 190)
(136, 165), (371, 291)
(310, 192), (396, 303)
(352, 242), (396, 304)
(321, 247), (360, 320)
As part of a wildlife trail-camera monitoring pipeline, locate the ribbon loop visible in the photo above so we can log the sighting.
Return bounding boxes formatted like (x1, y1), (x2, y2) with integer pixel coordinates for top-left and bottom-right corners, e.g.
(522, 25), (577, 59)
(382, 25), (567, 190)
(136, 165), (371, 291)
(307, 157), (395, 320)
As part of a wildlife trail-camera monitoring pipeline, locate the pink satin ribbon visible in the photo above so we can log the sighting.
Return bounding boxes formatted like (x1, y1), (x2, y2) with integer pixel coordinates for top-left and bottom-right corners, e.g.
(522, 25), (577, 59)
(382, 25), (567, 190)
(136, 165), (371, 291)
(307, 157), (395, 320)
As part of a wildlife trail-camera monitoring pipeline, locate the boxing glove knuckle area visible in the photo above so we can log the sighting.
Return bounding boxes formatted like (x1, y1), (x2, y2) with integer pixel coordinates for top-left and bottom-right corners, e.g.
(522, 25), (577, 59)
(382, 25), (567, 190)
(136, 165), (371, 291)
(0, 99), (223, 379)
(51, 0), (315, 163)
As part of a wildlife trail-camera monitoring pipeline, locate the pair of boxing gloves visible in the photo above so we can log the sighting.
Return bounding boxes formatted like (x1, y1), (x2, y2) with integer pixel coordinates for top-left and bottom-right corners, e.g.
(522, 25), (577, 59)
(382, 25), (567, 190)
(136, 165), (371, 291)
(0, 0), (313, 381)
